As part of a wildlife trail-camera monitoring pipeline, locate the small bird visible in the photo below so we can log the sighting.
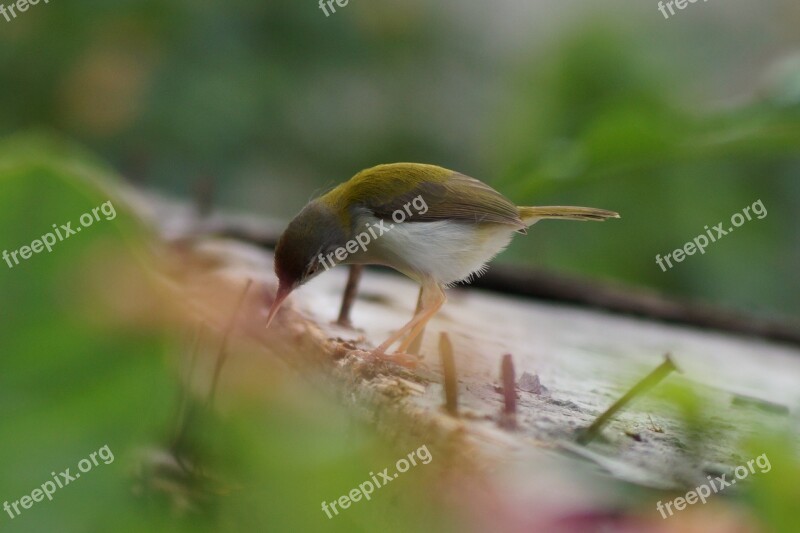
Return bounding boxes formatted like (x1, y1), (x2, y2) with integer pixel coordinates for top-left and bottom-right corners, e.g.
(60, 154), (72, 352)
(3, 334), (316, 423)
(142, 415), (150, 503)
(266, 163), (618, 364)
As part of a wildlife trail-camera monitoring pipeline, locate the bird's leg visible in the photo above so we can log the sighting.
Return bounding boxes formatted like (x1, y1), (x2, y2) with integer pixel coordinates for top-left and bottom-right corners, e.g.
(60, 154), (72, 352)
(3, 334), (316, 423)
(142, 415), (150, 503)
(405, 286), (426, 355)
(370, 282), (445, 366)
(397, 285), (446, 354)
(336, 265), (364, 327)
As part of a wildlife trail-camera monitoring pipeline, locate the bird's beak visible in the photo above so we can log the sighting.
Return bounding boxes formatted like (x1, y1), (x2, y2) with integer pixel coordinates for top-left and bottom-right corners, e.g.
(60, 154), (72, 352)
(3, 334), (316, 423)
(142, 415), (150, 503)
(265, 283), (292, 329)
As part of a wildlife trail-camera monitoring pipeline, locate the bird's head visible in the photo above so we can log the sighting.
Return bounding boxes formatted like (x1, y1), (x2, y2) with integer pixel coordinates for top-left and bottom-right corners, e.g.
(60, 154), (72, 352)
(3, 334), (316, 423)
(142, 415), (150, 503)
(266, 200), (348, 328)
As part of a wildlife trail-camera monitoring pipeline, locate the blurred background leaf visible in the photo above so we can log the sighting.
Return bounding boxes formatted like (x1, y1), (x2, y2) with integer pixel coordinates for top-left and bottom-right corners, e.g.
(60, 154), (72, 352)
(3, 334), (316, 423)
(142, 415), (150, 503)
(1, 1), (797, 317)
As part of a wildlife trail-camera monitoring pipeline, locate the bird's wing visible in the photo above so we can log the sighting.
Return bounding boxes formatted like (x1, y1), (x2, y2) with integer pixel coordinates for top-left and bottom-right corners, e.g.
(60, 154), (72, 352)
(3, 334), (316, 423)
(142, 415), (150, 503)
(345, 164), (524, 229)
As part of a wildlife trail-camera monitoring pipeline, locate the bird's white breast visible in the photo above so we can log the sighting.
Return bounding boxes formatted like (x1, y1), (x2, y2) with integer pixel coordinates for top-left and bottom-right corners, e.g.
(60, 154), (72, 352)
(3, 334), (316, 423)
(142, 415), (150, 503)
(349, 215), (517, 285)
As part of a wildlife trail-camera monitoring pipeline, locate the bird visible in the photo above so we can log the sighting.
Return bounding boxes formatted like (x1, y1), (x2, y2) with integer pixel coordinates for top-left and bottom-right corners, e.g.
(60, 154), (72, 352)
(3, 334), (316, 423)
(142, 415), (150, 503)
(266, 163), (618, 365)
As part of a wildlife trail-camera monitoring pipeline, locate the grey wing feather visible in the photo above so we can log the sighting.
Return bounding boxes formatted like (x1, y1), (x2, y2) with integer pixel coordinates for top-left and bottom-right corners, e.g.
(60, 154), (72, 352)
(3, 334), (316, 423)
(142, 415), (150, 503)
(367, 173), (524, 229)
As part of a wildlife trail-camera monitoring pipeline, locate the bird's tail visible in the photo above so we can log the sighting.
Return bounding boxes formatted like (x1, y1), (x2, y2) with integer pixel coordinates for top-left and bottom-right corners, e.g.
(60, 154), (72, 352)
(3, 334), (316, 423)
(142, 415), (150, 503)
(518, 206), (620, 226)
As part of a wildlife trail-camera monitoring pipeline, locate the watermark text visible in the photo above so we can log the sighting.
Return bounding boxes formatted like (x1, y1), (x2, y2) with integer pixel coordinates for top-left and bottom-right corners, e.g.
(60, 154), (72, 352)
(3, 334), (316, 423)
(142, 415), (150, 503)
(321, 445), (432, 519)
(657, 452), (770, 519)
(3, 200), (117, 269)
(656, 199), (766, 272)
(3, 445), (114, 520)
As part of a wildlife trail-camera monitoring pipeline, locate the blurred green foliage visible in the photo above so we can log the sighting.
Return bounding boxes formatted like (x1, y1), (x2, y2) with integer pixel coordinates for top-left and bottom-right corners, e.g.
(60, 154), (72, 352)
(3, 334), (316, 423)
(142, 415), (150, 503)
(0, 139), (454, 532)
(0, 2), (797, 317)
(494, 24), (800, 318)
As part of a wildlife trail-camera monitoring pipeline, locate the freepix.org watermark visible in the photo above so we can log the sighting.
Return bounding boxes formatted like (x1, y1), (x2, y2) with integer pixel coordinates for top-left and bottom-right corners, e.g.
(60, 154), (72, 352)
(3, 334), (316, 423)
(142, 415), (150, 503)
(655, 199), (766, 272)
(3, 445), (114, 521)
(657, 0), (710, 20)
(318, 0), (349, 17)
(321, 445), (432, 519)
(657, 453), (771, 519)
(3, 200), (117, 269)
(317, 195), (428, 271)
(0, 0), (50, 23)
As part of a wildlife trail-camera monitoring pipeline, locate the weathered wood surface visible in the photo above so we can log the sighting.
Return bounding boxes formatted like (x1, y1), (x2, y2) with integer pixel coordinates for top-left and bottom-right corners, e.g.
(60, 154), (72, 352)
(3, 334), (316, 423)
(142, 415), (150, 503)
(135, 190), (800, 525)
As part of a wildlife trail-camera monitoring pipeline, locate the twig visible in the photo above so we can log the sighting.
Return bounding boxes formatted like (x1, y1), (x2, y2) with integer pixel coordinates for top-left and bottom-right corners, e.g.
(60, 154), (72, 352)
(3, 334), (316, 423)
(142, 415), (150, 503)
(438, 332), (458, 416)
(500, 354), (517, 429)
(171, 323), (205, 451)
(208, 279), (253, 405)
(471, 265), (800, 346)
(577, 354), (680, 444)
(193, 177), (215, 218)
